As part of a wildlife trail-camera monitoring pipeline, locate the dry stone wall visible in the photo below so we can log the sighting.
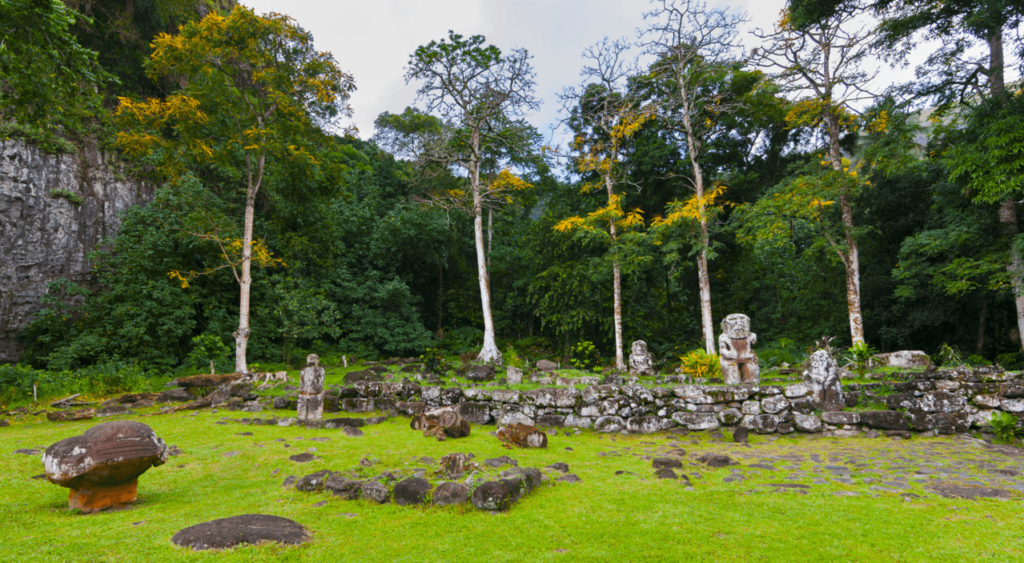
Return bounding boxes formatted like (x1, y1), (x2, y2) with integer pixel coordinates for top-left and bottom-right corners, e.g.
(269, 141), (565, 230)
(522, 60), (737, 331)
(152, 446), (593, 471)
(271, 366), (1023, 437)
(0, 140), (152, 362)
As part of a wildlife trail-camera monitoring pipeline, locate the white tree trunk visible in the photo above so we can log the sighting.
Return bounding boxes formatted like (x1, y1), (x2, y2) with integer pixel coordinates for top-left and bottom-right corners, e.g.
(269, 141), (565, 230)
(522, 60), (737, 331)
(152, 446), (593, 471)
(233, 152), (264, 374)
(999, 201), (1024, 350)
(606, 176), (625, 371)
(697, 246), (714, 354)
(471, 133), (501, 364)
(234, 196), (254, 373)
(474, 207), (501, 364)
(826, 114), (865, 345)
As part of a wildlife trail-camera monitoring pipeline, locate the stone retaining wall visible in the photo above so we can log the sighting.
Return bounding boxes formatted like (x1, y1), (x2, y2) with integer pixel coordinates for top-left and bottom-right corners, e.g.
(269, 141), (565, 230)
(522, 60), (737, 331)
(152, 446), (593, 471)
(271, 366), (1023, 437)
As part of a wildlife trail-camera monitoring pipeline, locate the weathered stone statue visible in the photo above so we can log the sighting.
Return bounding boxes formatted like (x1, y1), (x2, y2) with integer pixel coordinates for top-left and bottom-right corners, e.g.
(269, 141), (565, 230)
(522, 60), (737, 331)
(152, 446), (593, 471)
(629, 340), (656, 376)
(803, 348), (844, 411)
(718, 314), (759, 385)
(297, 354), (325, 425)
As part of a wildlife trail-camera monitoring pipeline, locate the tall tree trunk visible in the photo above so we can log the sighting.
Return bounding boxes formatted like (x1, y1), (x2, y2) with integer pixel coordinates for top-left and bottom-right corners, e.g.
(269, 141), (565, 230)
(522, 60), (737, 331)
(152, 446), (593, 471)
(986, 31), (1024, 350)
(487, 204), (493, 266)
(826, 112), (865, 345)
(234, 152), (264, 373)
(679, 84), (715, 354)
(977, 301), (987, 355)
(471, 137), (501, 364)
(607, 177), (625, 370)
(999, 201), (1024, 351)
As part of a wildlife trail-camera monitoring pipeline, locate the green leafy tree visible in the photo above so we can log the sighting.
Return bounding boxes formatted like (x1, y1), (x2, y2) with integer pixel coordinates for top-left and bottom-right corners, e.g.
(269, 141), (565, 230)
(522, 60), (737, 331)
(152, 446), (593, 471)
(555, 38), (654, 370)
(116, 6), (356, 373)
(0, 0), (111, 138)
(395, 31), (540, 364)
(750, 4), (878, 344)
(641, 0), (754, 353)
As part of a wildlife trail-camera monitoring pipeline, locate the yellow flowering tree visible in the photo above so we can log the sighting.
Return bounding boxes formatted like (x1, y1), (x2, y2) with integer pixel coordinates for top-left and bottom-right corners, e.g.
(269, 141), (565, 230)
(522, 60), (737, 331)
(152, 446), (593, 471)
(116, 6), (356, 372)
(555, 38), (653, 370)
(751, 5), (877, 344)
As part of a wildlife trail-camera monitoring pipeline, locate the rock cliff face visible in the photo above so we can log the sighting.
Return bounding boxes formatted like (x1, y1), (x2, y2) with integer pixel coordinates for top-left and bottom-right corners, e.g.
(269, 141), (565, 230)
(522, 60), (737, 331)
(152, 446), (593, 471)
(0, 139), (153, 363)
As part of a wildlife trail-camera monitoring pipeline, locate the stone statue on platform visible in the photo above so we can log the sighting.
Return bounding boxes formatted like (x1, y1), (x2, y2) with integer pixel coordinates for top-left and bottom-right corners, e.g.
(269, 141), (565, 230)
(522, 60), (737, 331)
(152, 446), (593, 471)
(803, 348), (844, 411)
(718, 314), (759, 385)
(629, 340), (656, 376)
(297, 353), (325, 424)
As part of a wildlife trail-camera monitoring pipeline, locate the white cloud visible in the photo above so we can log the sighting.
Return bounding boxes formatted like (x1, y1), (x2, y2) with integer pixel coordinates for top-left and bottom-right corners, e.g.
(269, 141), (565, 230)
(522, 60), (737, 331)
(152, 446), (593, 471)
(241, 0), (947, 141)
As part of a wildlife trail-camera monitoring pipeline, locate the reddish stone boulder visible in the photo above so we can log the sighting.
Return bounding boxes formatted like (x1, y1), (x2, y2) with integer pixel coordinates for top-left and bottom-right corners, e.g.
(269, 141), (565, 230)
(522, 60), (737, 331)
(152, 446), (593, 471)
(43, 421), (168, 513)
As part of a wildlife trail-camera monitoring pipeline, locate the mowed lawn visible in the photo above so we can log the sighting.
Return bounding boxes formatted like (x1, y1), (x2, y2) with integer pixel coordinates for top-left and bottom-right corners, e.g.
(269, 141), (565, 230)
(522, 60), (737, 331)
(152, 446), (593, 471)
(1, 409), (1020, 562)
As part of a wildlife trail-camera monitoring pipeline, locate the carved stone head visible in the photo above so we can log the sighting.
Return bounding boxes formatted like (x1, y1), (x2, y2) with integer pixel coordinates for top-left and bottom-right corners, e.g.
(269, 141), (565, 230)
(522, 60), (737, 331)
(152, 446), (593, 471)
(721, 314), (751, 339)
(631, 340), (648, 356)
(806, 349), (836, 383)
(306, 353), (320, 367)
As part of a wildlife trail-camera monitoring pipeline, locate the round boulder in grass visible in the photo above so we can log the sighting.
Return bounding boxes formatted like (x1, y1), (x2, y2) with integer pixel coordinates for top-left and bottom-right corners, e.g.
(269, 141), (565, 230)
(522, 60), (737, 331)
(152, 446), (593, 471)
(171, 514), (308, 550)
(471, 480), (513, 512)
(393, 478), (431, 506)
(43, 420), (168, 513)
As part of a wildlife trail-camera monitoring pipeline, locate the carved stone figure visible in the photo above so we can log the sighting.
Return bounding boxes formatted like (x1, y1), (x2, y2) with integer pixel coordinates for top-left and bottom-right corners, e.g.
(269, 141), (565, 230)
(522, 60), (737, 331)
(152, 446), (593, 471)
(718, 314), (759, 385)
(629, 340), (656, 376)
(803, 349), (844, 411)
(297, 354), (325, 424)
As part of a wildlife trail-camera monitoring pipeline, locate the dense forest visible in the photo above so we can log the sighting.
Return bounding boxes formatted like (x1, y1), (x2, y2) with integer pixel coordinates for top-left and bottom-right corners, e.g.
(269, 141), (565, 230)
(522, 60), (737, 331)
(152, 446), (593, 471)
(2, 0), (1023, 382)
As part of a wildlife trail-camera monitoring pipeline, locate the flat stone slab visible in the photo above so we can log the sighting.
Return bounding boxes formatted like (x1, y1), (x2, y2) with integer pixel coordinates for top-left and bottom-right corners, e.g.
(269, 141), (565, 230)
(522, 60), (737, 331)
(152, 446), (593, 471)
(929, 483), (1013, 500)
(171, 514), (309, 550)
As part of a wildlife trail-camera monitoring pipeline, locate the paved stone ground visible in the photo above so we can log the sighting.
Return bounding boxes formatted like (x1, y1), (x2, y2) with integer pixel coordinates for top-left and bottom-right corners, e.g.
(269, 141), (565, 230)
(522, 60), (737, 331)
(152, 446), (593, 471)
(603, 432), (1023, 500)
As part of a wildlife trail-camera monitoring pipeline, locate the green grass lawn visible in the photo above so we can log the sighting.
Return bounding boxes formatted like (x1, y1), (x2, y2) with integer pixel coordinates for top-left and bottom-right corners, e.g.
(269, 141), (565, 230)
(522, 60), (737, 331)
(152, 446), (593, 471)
(2, 405), (1021, 562)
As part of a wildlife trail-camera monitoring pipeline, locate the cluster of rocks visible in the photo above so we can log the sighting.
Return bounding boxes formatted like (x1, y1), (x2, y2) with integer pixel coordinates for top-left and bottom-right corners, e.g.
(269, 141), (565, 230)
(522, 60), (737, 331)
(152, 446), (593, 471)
(285, 453), (574, 513)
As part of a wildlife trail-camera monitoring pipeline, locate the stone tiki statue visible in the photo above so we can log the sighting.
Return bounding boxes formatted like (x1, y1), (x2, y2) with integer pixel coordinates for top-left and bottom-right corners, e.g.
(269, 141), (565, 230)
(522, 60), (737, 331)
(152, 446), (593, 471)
(718, 314), (760, 385)
(297, 354), (325, 424)
(629, 340), (656, 376)
(803, 349), (844, 411)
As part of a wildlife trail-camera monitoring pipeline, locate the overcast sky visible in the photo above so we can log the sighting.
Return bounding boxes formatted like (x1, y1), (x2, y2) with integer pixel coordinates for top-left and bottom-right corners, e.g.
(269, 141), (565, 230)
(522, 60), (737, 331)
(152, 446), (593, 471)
(242, 0), (919, 142)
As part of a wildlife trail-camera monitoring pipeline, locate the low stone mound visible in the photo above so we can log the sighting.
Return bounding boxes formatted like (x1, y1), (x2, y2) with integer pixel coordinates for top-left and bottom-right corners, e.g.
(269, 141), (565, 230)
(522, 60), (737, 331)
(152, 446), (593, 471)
(171, 514), (309, 550)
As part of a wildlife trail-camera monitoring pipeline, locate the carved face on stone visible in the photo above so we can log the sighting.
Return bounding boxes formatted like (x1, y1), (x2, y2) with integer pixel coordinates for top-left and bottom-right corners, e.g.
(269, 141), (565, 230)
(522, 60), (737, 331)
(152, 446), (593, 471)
(721, 314), (751, 339)
(807, 349), (835, 380)
(631, 340), (648, 357)
(306, 354), (320, 367)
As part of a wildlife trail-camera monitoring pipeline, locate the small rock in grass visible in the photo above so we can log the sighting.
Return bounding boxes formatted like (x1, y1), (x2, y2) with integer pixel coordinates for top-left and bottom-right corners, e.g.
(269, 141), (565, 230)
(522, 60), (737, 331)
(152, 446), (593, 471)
(433, 482), (470, 506)
(361, 480), (390, 504)
(485, 455), (518, 468)
(471, 481), (513, 512)
(546, 462), (570, 473)
(652, 457), (682, 469)
(732, 427), (749, 443)
(343, 426), (364, 437)
(557, 474), (582, 484)
(393, 478), (431, 506)
(695, 453), (738, 468)
(289, 453), (318, 463)
(655, 468), (678, 479)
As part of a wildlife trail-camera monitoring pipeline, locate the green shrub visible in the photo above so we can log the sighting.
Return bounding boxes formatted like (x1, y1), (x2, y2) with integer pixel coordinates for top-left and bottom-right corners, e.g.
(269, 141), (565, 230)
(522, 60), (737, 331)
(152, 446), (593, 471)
(758, 338), (807, 368)
(966, 354), (991, 367)
(49, 189), (84, 206)
(990, 412), (1022, 444)
(844, 342), (879, 377)
(420, 348), (445, 375)
(569, 340), (601, 371)
(935, 343), (964, 367)
(995, 352), (1023, 370)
